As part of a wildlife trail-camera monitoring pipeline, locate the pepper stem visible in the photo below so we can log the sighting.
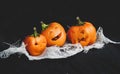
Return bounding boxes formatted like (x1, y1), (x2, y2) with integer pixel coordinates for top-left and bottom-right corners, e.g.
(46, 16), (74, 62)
(32, 27), (39, 37)
(76, 16), (84, 25)
(41, 21), (49, 31)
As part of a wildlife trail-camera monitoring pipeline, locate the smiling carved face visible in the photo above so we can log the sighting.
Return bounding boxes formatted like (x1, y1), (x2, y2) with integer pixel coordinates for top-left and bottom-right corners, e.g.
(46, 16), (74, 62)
(41, 22), (66, 46)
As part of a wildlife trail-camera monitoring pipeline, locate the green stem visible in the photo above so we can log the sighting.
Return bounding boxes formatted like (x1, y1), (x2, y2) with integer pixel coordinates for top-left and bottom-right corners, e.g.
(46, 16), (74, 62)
(76, 16), (84, 25)
(41, 21), (49, 31)
(31, 27), (39, 37)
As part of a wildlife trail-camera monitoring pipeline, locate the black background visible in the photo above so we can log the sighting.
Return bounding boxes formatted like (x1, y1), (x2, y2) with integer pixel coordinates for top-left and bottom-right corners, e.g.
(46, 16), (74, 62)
(0, 0), (120, 74)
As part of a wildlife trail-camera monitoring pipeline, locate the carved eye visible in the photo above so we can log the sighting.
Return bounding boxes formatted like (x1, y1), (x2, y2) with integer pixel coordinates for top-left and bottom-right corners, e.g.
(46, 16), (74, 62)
(55, 26), (58, 29)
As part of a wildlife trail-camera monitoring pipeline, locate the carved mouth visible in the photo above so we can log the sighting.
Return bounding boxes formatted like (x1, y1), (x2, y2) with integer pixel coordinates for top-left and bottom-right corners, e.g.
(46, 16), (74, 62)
(78, 37), (85, 42)
(52, 32), (62, 41)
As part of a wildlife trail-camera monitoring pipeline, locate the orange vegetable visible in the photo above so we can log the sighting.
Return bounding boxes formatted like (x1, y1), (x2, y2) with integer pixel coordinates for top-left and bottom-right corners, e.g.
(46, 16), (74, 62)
(67, 17), (97, 47)
(24, 27), (47, 56)
(41, 21), (66, 46)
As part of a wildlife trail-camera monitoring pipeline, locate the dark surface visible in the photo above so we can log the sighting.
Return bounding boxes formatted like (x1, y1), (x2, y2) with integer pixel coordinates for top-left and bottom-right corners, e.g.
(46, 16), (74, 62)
(0, 1), (120, 74)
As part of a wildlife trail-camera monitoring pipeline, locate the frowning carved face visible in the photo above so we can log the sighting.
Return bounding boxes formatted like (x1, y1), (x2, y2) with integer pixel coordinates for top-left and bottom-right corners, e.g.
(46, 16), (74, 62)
(41, 22), (66, 46)
(67, 22), (97, 47)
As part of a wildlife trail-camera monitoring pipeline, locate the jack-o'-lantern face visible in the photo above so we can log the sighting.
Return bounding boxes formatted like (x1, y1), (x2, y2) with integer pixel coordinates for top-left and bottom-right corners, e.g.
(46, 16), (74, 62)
(41, 22), (66, 46)
(67, 17), (97, 47)
(68, 26), (91, 46)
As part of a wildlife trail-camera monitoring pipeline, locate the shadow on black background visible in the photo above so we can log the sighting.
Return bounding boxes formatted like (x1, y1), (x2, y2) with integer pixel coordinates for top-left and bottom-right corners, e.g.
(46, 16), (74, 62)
(0, 1), (120, 74)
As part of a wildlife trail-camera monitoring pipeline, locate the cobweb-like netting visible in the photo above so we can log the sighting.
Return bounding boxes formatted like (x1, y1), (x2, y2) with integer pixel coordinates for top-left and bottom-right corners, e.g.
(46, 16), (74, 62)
(0, 27), (120, 60)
